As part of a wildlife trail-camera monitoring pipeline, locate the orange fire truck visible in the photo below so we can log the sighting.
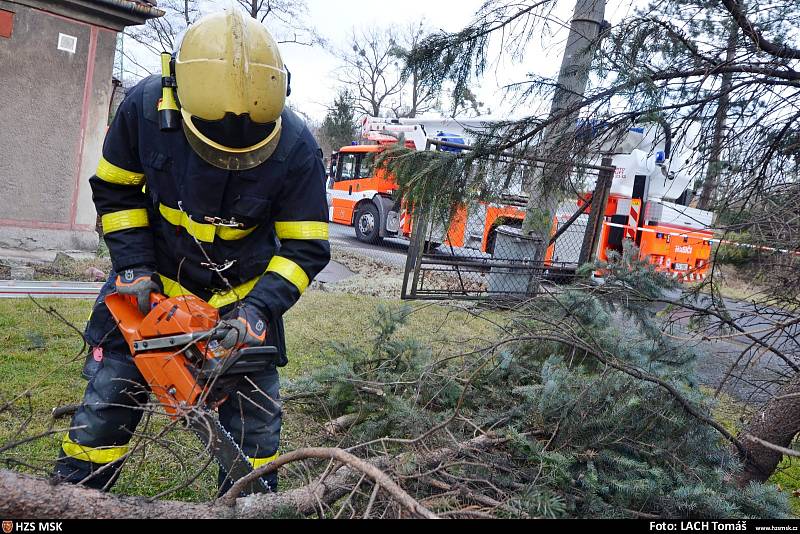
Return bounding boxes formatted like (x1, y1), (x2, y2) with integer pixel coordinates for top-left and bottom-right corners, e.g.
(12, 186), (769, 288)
(327, 117), (714, 282)
(543, 123), (715, 281)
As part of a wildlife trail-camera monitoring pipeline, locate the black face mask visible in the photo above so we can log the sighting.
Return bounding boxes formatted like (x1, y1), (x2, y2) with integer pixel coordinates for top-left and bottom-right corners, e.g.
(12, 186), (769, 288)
(192, 112), (276, 149)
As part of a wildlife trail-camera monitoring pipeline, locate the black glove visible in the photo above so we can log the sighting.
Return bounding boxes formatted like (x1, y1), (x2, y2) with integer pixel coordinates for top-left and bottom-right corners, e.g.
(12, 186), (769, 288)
(218, 304), (267, 350)
(115, 266), (161, 315)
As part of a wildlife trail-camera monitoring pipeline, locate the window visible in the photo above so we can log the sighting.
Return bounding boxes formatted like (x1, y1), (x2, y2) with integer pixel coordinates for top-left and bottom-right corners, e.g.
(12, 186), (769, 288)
(336, 153), (357, 181)
(335, 152), (376, 181)
(356, 154), (375, 179)
(0, 10), (13, 39)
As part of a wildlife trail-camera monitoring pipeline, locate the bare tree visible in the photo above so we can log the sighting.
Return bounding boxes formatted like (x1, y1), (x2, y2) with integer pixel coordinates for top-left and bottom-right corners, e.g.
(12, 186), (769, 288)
(122, 0), (201, 76)
(391, 20), (441, 118)
(338, 27), (405, 118)
(130, 0), (196, 52)
(235, 0), (319, 45)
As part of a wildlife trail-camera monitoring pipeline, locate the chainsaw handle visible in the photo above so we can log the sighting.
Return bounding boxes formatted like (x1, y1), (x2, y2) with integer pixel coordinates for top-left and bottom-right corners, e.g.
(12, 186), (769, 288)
(209, 327), (231, 341)
(198, 345), (279, 386)
(236, 346), (279, 358)
(118, 291), (167, 315)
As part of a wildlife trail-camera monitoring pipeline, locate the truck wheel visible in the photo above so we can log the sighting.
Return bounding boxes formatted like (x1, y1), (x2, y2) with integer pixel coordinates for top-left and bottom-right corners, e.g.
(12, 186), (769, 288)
(424, 241), (441, 253)
(485, 230), (497, 256)
(354, 203), (382, 244)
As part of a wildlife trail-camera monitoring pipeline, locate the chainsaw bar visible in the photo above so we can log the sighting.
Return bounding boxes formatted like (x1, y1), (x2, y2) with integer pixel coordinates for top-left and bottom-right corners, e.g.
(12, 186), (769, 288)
(185, 408), (271, 496)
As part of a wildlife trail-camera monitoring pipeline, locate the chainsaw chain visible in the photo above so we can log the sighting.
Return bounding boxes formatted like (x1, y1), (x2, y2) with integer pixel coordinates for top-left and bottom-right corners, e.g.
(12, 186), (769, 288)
(185, 409), (270, 495)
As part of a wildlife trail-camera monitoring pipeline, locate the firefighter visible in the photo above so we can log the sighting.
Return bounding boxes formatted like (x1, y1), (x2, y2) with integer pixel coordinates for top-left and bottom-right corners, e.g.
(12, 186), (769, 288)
(53, 9), (330, 493)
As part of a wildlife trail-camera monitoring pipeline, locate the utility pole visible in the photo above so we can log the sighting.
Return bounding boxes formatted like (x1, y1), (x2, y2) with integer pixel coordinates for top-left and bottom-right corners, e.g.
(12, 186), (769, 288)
(521, 0), (607, 251)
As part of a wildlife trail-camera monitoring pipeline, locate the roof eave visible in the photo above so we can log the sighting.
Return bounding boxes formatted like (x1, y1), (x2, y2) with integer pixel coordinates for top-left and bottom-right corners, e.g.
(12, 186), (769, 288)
(9, 0), (164, 30)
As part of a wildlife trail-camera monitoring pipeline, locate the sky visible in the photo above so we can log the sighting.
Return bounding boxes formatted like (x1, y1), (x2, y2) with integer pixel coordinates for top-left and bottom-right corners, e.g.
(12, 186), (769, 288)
(123, 0), (642, 122)
(281, 0), (568, 121)
(279, 0), (492, 120)
(278, 0), (642, 121)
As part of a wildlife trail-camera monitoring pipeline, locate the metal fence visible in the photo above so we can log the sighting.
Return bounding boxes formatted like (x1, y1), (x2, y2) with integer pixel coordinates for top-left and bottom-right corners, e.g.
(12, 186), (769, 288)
(397, 141), (615, 301)
(329, 140), (614, 300)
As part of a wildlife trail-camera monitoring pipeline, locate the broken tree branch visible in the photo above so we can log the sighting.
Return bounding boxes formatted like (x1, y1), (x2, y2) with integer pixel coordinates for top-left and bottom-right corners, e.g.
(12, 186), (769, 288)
(221, 447), (438, 518)
(0, 435), (501, 519)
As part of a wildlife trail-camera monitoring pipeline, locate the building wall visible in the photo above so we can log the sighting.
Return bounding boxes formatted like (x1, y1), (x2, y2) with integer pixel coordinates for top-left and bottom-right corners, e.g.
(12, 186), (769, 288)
(0, 0), (119, 252)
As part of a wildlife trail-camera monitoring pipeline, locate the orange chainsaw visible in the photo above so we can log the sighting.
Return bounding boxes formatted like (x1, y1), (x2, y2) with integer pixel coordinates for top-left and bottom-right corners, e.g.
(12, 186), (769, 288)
(105, 291), (277, 494)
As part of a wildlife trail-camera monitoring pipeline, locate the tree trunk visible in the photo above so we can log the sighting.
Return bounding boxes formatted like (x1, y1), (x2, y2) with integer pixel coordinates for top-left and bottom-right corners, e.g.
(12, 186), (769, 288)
(0, 436), (500, 518)
(521, 0), (606, 252)
(737, 371), (800, 485)
(698, 23), (738, 209)
(0, 462), (367, 519)
(409, 69), (418, 118)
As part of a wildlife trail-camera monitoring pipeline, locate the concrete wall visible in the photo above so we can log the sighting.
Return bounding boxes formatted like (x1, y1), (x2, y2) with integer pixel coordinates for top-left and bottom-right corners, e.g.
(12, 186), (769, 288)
(0, 0), (120, 252)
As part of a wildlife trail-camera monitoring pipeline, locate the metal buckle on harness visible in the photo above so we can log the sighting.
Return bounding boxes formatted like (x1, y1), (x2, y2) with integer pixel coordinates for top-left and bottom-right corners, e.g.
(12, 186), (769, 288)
(203, 216), (245, 229)
(200, 259), (237, 273)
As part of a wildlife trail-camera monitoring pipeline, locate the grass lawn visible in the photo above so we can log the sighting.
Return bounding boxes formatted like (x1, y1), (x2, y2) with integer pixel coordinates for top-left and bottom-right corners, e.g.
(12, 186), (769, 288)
(0, 290), (499, 502)
(2, 289), (796, 513)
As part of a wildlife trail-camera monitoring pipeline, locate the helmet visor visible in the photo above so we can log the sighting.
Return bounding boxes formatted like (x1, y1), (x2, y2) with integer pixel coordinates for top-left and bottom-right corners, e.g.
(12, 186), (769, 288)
(182, 112), (282, 171)
(191, 112), (277, 149)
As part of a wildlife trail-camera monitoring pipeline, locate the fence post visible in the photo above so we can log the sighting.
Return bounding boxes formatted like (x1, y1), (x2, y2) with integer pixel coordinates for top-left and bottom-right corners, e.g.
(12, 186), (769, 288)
(401, 206), (426, 299)
(401, 140), (434, 300)
(578, 158), (614, 265)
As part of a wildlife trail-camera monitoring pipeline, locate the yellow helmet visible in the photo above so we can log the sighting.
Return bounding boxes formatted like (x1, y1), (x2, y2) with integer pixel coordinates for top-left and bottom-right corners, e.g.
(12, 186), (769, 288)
(174, 9), (289, 170)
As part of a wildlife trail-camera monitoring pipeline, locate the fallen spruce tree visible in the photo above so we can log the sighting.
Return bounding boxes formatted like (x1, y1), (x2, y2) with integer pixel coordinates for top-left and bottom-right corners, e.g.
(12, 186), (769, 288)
(279, 265), (789, 518)
(0, 257), (790, 518)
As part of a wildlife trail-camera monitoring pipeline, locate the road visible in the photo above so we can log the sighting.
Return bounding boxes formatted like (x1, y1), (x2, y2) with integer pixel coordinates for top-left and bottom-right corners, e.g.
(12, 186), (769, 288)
(329, 222), (410, 267)
(657, 289), (800, 403)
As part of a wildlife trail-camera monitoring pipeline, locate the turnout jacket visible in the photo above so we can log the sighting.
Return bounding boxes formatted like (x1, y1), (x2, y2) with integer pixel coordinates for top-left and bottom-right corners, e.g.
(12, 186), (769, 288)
(91, 75), (330, 363)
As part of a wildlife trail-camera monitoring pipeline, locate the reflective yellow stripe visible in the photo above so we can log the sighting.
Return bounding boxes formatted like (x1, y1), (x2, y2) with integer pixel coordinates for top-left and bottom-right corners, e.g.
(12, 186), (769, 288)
(62, 434), (129, 464)
(217, 225), (256, 240)
(275, 221), (329, 240)
(159, 272), (259, 309)
(159, 204), (214, 242)
(160, 257), (308, 308)
(101, 208), (149, 234)
(208, 276), (260, 309)
(158, 204), (256, 243)
(249, 452), (280, 469)
(96, 156), (145, 186)
(159, 275), (194, 300)
(266, 256), (309, 294)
